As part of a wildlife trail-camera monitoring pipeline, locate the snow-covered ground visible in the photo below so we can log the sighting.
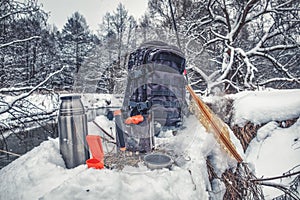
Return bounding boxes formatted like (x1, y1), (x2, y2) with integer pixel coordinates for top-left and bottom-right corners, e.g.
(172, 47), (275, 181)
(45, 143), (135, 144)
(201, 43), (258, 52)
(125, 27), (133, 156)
(0, 89), (299, 199)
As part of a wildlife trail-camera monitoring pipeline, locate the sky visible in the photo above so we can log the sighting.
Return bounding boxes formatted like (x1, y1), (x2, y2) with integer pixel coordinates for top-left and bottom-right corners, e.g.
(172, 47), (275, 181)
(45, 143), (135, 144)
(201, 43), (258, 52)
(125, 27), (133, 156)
(38, 0), (149, 31)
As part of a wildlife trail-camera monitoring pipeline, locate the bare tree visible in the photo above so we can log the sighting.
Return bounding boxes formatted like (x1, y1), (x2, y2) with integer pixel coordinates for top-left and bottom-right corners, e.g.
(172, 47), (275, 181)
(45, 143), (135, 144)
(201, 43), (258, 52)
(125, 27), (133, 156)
(183, 0), (300, 93)
(0, 0), (43, 88)
(0, 0), (65, 160)
(148, 0), (300, 94)
(97, 4), (138, 94)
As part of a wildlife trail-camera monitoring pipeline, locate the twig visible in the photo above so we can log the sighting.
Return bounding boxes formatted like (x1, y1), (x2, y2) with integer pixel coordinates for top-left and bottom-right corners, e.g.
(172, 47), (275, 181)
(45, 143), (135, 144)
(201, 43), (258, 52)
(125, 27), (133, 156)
(251, 171), (300, 182)
(0, 149), (21, 157)
(260, 182), (300, 200)
(92, 121), (115, 140)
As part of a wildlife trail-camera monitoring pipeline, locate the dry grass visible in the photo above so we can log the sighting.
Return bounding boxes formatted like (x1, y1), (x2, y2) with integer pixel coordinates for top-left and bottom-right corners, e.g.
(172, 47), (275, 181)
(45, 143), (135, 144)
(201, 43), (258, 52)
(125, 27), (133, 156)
(207, 159), (264, 200)
(231, 122), (261, 152)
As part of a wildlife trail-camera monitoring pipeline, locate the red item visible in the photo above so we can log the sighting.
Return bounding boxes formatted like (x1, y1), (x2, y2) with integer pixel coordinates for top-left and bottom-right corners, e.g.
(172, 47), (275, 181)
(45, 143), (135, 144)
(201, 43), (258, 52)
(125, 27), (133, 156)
(114, 110), (121, 116)
(86, 158), (104, 169)
(86, 135), (104, 169)
(125, 115), (144, 125)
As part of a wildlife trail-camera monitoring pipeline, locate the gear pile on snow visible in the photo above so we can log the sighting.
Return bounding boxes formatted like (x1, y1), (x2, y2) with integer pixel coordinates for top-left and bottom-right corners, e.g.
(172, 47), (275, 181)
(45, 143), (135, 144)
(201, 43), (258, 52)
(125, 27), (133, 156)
(117, 41), (188, 152)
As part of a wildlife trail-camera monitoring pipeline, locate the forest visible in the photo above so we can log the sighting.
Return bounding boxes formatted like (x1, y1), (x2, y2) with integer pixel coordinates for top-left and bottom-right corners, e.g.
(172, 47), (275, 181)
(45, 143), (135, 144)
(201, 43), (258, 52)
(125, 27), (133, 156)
(1, 0), (299, 92)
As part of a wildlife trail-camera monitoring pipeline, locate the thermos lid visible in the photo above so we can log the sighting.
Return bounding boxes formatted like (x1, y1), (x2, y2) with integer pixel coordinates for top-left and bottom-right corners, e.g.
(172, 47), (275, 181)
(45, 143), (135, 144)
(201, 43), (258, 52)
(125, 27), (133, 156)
(59, 94), (85, 115)
(60, 94), (81, 100)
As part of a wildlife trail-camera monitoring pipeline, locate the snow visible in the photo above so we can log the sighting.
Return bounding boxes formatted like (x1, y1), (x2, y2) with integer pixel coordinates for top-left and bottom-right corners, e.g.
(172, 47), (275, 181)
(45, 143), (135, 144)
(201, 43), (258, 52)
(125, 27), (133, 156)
(232, 89), (300, 126)
(0, 116), (214, 200)
(0, 89), (300, 199)
(246, 119), (300, 198)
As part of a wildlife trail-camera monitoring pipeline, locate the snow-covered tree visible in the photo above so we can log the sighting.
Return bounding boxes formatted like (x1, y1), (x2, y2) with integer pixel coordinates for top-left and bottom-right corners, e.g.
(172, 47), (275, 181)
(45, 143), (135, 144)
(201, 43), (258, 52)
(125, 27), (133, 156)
(60, 12), (96, 89)
(97, 4), (138, 94)
(0, 0), (44, 88)
(148, 0), (300, 94)
(0, 0), (64, 148)
(185, 0), (299, 93)
(110, 3), (129, 66)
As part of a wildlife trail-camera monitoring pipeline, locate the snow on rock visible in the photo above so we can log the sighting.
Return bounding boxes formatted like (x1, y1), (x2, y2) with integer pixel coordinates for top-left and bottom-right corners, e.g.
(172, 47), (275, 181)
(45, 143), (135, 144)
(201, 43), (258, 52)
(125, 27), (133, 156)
(246, 118), (300, 198)
(256, 121), (279, 142)
(232, 89), (300, 126)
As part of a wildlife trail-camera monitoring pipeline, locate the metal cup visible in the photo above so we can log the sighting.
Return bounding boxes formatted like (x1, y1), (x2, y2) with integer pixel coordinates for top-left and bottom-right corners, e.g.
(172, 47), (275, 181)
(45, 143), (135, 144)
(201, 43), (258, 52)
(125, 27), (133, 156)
(58, 94), (89, 168)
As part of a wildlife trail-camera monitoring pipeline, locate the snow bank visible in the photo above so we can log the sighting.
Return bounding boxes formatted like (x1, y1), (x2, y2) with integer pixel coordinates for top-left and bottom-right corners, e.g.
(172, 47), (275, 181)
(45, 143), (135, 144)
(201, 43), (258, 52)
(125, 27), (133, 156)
(1, 89), (299, 199)
(232, 89), (300, 126)
(230, 89), (300, 198)
(1, 115), (237, 200)
(246, 118), (300, 198)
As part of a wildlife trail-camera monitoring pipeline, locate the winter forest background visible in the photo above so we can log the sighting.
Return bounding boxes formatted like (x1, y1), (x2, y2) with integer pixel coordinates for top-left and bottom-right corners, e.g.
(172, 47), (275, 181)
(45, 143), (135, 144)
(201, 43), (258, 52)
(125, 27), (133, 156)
(1, 0), (299, 93)
(0, 0), (299, 165)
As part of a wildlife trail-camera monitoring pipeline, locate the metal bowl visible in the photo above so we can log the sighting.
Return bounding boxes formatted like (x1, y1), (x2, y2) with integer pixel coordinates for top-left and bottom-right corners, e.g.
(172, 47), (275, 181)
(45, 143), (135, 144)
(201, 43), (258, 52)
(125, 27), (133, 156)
(144, 153), (173, 170)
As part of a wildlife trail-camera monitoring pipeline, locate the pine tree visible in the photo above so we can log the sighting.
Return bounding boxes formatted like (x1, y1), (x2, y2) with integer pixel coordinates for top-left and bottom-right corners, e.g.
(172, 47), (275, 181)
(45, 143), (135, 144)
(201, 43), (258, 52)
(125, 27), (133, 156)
(0, 0), (47, 88)
(60, 12), (95, 90)
(97, 4), (136, 94)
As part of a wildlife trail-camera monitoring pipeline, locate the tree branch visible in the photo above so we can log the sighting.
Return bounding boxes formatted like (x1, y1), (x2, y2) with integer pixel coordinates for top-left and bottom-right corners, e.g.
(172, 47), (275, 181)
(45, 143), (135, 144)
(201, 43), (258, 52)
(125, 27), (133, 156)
(259, 77), (300, 86)
(258, 44), (299, 52)
(221, 0), (231, 32)
(0, 66), (66, 115)
(259, 182), (300, 200)
(232, 0), (260, 41)
(208, 0), (227, 25)
(251, 171), (300, 182)
(254, 52), (299, 82)
(0, 36), (41, 48)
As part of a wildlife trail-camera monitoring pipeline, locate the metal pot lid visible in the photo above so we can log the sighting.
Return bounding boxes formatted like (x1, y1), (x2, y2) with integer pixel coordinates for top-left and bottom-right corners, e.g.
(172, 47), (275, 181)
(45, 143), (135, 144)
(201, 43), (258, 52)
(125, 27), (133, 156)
(144, 153), (173, 170)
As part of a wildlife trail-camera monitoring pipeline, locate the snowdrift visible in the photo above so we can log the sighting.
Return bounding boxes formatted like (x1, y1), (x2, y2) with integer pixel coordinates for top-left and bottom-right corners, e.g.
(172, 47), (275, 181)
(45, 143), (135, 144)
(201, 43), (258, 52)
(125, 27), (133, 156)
(0, 89), (299, 199)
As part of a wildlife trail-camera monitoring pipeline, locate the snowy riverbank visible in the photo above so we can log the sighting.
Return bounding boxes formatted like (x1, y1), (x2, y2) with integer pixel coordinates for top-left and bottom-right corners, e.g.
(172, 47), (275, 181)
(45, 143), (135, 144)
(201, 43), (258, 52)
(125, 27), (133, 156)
(0, 89), (299, 199)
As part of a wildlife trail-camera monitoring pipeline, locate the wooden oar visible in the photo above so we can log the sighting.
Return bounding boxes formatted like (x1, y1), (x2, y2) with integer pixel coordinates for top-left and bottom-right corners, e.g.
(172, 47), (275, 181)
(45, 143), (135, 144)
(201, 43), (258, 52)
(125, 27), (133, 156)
(187, 85), (243, 163)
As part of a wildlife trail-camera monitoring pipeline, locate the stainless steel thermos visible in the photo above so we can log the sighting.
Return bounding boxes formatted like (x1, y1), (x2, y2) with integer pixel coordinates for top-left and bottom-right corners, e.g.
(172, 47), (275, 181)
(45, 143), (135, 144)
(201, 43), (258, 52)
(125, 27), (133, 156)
(58, 94), (89, 168)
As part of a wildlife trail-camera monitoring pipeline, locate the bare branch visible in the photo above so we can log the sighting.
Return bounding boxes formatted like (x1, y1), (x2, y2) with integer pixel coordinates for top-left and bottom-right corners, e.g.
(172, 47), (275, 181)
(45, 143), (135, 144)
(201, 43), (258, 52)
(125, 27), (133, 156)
(218, 46), (235, 81)
(231, 0), (260, 41)
(244, 0), (272, 24)
(259, 182), (300, 200)
(259, 77), (300, 86)
(0, 36), (41, 48)
(221, 0), (231, 31)
(0, 66), (66, 115)
(254, 52), (299, 82)
(203, 38), (222, 47)
(258, 44), (299, 52)
(251, 170), (300, 182)
(208, 0), (227, 25)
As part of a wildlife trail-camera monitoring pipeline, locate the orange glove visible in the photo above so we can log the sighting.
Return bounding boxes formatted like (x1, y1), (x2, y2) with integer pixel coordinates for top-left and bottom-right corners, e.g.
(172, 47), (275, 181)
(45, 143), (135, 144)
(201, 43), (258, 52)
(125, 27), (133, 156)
(125, 115), (144, 125)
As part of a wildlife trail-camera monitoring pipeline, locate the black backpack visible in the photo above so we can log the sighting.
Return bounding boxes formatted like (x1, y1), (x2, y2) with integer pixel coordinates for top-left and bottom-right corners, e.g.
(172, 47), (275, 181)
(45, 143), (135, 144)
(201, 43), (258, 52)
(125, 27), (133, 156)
(122, 41), (187, 129)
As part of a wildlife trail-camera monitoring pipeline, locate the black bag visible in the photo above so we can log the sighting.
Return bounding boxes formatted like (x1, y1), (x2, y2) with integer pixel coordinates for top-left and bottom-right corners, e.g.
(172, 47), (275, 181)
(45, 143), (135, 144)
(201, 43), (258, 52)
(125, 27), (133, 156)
(122, 41), (187, 129)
